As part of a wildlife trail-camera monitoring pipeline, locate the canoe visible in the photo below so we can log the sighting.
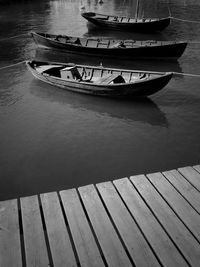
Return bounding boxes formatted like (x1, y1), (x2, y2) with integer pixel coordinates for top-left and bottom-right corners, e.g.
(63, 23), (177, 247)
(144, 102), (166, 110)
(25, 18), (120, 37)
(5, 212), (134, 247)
(31, 32), (187, 60)
(81, 12), (170, 32)
(26, 60), (173, 97)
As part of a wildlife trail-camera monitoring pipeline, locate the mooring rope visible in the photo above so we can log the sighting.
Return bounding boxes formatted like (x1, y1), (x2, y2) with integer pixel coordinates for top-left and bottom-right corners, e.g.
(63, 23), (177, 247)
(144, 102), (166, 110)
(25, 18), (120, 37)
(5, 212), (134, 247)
(170, 16), (200, 23)
(168, 4), (200, 24)
(0, 33), (29, 42)
(0, 60), (26, 70)
(174, 72), (200, 78)
(189, 41), (200, 44)
(168, 6), (172, 17)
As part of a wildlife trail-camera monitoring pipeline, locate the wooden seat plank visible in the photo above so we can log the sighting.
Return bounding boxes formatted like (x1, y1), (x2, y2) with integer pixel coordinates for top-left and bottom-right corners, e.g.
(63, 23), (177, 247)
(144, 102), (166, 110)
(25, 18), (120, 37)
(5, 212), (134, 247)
(60, 189), (105, 267)
(147, 172), (200, 242)
(131, 174), (200, 266)
(95, 74), (122, 85)
(178, 166), (200, 191)
(78, 184), (132, 267)
(96, 182), (160, 267)
(20, 195), (50, 267)
(40, 192), (77, 267)
(0, 199), (22, 267)
(114, 178), (188, 267)
(163, 169), (200, 213)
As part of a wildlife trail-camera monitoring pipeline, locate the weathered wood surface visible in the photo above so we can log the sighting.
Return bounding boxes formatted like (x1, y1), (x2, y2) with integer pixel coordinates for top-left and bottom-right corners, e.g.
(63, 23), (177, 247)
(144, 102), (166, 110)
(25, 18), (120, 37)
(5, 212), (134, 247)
(162, 169), (200, 214)
(96, 181), (160, 267)
(20, 195), (50, 267)
(78, 184), (133, 267)
(114, 177), (188, 267)
(1, 165), (200, 267)
(60, 189), (105, 267)
(40, 192), (77, 267)
(147, 172), (200, 242)
(0, 199), (22, 267)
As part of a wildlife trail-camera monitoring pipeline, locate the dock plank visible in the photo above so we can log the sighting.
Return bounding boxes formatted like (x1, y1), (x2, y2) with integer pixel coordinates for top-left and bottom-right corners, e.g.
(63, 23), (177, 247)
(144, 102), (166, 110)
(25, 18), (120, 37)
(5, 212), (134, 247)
(40, 192), (77, 267)
(60, 189), (105, 267)
(96, 181), (160, 267)
(147, 172), (200, 242)
(163, 169), (200, 213)
(178, 166), (200, 191)
(114, 177), (188, 267)
(1, 164), (200, 267)
(131, 174), (200, 266)
(20, 195), (49, 267)
(0, 199), (22, 267)
(193, 165), (200, 173)
(78, 184), (132, 267)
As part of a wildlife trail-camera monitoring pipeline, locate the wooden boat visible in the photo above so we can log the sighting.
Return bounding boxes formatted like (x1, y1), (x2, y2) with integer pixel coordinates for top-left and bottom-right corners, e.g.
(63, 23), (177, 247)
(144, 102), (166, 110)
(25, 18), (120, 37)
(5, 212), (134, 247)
(81, 12), (170, 32)
(26, 60), (173, 97)
(31, 32), (187, 60)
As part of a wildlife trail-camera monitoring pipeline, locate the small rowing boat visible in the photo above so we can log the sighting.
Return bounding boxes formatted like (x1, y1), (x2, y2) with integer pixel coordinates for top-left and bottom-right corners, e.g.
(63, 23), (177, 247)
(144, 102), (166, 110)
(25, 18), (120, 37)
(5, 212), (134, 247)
(26, 60), (173, 97)
(81, 12), (170, 32)
(31, 32), (187, 60)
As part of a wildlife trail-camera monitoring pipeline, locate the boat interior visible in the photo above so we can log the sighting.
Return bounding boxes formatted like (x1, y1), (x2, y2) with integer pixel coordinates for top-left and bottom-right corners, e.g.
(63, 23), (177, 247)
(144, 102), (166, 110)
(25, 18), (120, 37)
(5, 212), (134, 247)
(31, 62), (154, 85)
(98, 15), (157, 23)
(84, 12), (158, 23)
(39, 33), (177, 48)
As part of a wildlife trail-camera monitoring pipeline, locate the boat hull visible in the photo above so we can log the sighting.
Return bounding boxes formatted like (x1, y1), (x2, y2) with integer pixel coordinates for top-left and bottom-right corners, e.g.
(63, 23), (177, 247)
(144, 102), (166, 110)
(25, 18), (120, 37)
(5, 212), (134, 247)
(32, 32), (187, 60)
(81, 12), (170, 32)
(26, 61), (173, 98)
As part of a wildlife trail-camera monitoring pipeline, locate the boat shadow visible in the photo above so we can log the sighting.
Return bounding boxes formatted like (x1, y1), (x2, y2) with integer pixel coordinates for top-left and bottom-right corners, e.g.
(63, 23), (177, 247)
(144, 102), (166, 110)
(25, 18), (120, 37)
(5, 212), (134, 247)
(29, 78), (169, 128)
(34, 48), (183, 74)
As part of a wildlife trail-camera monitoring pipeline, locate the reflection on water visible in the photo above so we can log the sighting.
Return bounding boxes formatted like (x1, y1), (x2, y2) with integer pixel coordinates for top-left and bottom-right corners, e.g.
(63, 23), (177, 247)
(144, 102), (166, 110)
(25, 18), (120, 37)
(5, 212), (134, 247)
(84, 24), (167, 40)
(30, 79), (168, 127)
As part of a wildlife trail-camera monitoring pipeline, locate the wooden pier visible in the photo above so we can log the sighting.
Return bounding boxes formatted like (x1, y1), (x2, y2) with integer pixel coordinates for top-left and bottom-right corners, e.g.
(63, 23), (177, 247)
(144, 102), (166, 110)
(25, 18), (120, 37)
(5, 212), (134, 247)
(1, 165), (200, 267)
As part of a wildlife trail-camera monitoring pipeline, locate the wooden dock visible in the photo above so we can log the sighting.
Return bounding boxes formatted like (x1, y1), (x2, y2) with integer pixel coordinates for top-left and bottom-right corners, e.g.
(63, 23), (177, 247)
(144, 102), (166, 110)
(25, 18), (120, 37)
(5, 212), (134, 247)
(1, 165), (200, 267)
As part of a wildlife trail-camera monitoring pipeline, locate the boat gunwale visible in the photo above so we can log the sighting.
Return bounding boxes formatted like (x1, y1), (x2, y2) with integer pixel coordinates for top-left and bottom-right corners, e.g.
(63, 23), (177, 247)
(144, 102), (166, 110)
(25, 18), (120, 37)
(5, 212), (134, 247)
(32, 32), (187, 50)
(81, 12), (171, 23)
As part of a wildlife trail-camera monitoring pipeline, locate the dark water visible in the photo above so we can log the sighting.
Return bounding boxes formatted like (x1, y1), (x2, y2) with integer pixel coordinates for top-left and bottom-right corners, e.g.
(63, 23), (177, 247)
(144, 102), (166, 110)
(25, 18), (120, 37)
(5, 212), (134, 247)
(0, 0), (200, 200)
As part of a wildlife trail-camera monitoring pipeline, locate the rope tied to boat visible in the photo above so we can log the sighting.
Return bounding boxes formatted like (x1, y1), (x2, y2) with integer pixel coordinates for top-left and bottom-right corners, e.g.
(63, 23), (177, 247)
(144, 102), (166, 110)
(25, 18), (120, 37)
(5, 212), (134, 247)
(170, 16), (200, 24)
(168, 5), (200, 23)
(0, 60), (26, 70)
(173, 72), (200, 78)
(0, 33), (30, 42)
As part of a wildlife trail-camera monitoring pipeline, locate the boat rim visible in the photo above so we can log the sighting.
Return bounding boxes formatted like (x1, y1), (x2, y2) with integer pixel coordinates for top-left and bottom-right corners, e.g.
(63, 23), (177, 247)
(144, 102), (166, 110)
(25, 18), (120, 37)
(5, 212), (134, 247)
(31, 31), (188, 47)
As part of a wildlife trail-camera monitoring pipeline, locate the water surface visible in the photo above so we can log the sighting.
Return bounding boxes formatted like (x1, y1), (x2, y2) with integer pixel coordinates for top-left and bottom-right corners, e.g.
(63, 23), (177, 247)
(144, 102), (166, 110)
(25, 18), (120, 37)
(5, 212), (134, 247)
(0, 0), (200, 200)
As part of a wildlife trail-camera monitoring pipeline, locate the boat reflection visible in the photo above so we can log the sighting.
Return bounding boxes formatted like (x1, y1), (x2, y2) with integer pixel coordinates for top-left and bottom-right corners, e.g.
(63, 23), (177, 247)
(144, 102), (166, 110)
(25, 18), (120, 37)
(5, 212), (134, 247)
(35, 48), (183, 74)
(85, 22), (167, 41)
(29, 79), (168, 128)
